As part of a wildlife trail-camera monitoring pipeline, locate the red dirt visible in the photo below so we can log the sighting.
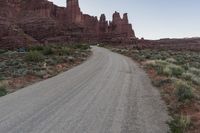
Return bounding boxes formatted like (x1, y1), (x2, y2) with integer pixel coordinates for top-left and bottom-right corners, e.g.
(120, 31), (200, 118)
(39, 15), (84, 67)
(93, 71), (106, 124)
(8, 75), (39, 92)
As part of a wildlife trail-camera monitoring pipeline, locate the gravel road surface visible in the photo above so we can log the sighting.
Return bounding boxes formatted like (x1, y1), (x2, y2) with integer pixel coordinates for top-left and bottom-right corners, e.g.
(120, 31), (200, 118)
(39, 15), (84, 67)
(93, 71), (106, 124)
(0, 46), (169, 133)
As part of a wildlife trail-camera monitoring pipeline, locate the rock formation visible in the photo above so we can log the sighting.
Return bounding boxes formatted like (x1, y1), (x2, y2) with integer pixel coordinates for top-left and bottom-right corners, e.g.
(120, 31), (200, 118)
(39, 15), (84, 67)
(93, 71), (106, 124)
(0, 0), (136, 49)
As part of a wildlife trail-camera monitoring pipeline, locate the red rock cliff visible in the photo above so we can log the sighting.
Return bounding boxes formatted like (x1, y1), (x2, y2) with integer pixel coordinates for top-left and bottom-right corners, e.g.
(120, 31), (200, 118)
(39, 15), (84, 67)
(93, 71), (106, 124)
(0, 0), (136, 49)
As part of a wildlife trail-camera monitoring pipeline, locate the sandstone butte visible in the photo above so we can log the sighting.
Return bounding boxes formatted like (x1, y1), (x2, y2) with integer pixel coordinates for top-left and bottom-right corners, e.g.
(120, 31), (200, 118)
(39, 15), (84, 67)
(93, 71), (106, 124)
(0, 0), (136, 49)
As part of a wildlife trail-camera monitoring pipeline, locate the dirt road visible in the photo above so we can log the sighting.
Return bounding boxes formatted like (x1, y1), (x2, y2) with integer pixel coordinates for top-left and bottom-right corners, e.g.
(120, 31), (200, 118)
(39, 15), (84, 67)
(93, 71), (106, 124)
(0, 46), (169, 133)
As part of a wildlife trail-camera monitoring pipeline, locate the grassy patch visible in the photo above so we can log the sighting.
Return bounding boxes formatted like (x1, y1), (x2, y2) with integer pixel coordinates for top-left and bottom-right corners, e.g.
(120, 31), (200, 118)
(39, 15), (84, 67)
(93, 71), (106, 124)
(0, 75), (5, 81)
(0, 84), (7, 97)
(188, 67), (200, 76)
(42, 47), (54, 55)
(147, 60), (184, 77)
(29, 45), (44, 51)
(168, 115), (191, 133)
(59, 47), (73, 56)
(25, 51), (44, 62)
(168, 64), (184, 77)
(0, 49), (7, 54)
(69, 44), (91, 50)
(174, 80), (193, 102)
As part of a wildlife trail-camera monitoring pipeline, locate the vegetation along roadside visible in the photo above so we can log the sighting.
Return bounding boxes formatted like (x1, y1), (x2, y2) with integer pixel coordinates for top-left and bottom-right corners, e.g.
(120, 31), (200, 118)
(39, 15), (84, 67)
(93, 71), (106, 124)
(103, 45), (200, 133)
(0, 43), (91, 97)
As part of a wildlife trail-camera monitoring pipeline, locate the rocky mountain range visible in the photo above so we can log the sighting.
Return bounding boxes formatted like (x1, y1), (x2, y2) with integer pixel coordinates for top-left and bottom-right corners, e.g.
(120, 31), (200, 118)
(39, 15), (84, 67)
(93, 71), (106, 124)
(0, 0), (136, 49)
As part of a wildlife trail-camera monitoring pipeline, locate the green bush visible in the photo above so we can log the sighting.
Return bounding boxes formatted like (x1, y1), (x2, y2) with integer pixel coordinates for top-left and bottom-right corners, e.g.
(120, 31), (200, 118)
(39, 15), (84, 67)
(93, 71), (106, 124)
(6, 59), (21, 66)
(0, 49), (6, 54)
(181, 72), (200, 85)
(175, 55), (187, 65)
(12, 68), (28, 77)
(70, 44), (90, 50)
(152, 78), (172, 87)
(189, 67), (200, 76)
(0, 62), (6, 69)
(0, 75), (5, 81)
(163, 66), (173, 76)
(191, 76), (200, 85)
(168, 115), (191, 133)
(29, 45), (44, 51)
(181, 72), (193, 81)
(166, 58), (176, 64)
(153, 60), (170, 75)
(154, 61), (184, 77)
(175, 81), (193, 102)
(0, 85), (7, 97)
(33, 70), (47, 78)
(59, 47), (72, 56)
(25, 51), (44, 62)
(190, 62), (200, 69)
(168, 64), (184, 77)
(155, 60), (169, 66)
(42, 47), (54, 55)
(132, 54), (146, 61)
(45, 58), (57, 65)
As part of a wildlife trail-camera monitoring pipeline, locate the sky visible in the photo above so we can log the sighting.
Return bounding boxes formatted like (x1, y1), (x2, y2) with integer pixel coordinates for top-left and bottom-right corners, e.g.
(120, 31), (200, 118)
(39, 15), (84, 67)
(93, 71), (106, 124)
(49, 0), (200, 39)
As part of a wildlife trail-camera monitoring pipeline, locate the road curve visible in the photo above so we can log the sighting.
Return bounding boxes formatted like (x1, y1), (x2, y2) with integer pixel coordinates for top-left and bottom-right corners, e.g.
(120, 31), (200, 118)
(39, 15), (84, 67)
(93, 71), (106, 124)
(0, 46), (169, 133)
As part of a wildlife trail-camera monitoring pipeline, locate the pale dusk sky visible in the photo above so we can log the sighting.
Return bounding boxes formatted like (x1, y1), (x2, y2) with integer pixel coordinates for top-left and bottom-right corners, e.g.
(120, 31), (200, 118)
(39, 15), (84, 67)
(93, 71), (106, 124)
(49, 0), (200, 39)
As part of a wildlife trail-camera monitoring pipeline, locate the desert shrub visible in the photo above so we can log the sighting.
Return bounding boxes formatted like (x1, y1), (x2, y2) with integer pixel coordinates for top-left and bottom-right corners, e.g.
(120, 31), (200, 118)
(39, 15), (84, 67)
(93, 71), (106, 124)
(181, 72), (200, 85)
(0, 84), (7, 97)
(153, 54), (165, 60)
(182, 63), (190, 70)
(138, 50), (170, 60)
(0, 62), (6, 70)
(159, 51), (170, 60)
(175, 80), (193, 102)
(67, 56), (75, 62)
(6, 59), (21, 66)
(145, 60), (156, 66)
(189, 67), (200, 76)
(181, 72), (194, 81)
(32, 65), (43, 71)
(0, 75), (4, 81)
(155, 60), (169, 66)
(2, 51), (18, 58)
(163, 66), (173, 76)
(191, 76), (200, 85)
(0, 49), (6, 54)
(152, 78), (172, 87)
(190, 62), (200, 69)
(153, 60), (169, 75)
(59, 47), (73, 56)
(25, 51), (44, 62)
(140, 50), (152, 59)
(33, 70), (47, 78)
(45, 58), (57, 65)
(132, 54), (146, 61)
(42, 47), (53, 55)
(29, 45), (44, 51)
(166, 58), (176, 64)
(70, 44), (90, 50)
(175, 55), (186, 65)
(168, 115), (191, 133)
(147, 59), (184, 77)
(168, 64), (184, 77)
(12, 68), (28, 77)
(51, 56), (65, 64)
